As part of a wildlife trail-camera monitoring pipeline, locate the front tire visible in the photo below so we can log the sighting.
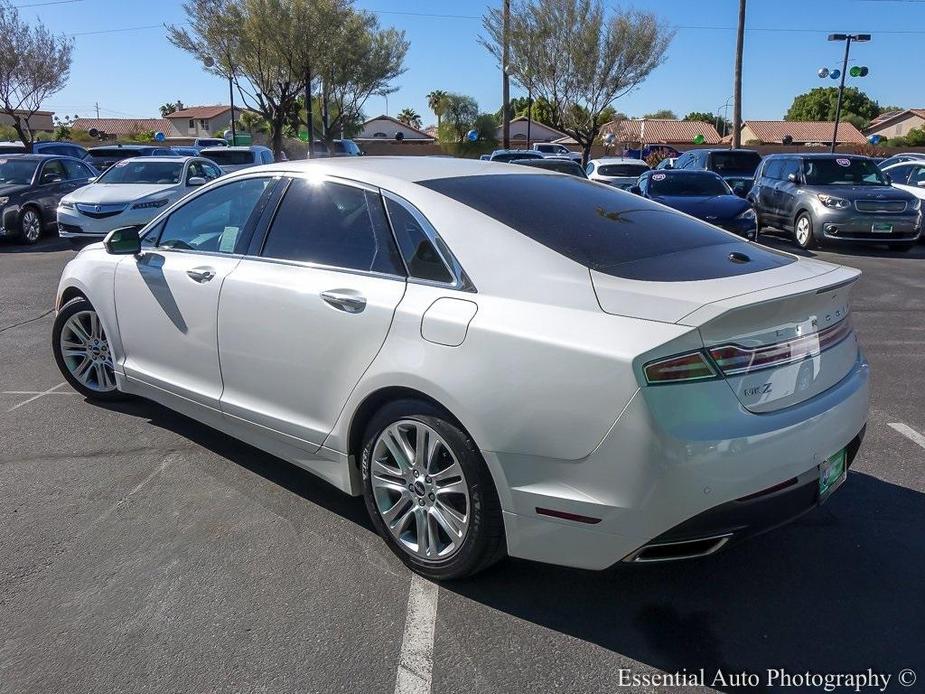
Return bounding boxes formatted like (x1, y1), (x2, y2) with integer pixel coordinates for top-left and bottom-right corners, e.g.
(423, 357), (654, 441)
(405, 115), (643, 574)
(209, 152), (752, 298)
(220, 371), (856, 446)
(19, 206), (42, 245)
(52, 297), (128, 400)
(794, 212), (818, 250)
(361, 400), (505, 580)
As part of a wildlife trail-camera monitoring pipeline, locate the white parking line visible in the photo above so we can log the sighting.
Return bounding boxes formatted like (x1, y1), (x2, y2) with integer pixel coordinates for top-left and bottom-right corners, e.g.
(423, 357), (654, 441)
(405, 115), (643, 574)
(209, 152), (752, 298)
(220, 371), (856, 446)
(5, 382), (69, 412)
(394, 573), (439, 694)
(888, 422), (925, 450)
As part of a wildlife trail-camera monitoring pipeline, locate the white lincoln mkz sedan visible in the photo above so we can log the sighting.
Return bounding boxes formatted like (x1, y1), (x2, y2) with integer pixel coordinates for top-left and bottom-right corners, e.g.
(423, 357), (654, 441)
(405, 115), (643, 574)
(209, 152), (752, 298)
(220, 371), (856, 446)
(52, 157), (869, 579)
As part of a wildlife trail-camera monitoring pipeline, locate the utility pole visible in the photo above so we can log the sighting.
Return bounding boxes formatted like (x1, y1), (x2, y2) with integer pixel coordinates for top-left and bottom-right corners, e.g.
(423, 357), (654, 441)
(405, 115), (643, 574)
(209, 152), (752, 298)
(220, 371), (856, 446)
(95, 102), (100, 119)
(731, 0), (746, 148)
(827, 33), (870, 153)
(227, 74), (236, 144)
(502, 0), (510, 149)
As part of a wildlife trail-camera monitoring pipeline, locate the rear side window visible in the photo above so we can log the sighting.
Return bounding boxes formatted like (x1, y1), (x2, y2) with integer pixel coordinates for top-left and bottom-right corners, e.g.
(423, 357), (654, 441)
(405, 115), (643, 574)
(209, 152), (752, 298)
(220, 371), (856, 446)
(384, 197), (453, 283)
(421, 174), (793, 281)
(261, 179), (405, 276)
(763, 159), (784, 180)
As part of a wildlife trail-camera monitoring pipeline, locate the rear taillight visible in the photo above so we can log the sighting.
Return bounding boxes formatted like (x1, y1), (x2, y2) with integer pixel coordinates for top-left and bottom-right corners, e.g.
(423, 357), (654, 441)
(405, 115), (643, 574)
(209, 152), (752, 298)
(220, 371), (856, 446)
(643, 351), (718, 384)
(708, 318), (852, 376)
(643, 317), (853, 385)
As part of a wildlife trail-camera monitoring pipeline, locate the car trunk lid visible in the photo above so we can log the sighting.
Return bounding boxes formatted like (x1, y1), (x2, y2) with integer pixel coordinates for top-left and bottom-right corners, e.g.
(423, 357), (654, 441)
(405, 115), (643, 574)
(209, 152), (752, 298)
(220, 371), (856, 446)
(592, 260), (861, 412)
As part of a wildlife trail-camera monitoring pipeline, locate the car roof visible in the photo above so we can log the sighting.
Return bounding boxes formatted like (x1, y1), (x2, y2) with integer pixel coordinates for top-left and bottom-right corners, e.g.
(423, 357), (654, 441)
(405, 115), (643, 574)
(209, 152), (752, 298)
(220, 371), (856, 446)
(589, 157), (649, 164)
(764, 152), (870, 159)
(217, 156), (551, 187)
(0, 153), (66, 161)
(105, 155), (193, 163)
(883, 161), (924, 169)
(89, 144), (157, 151)
(697, 148), (759, 154)
(202, 145), (269, 152)
(645, 168), (721, 175)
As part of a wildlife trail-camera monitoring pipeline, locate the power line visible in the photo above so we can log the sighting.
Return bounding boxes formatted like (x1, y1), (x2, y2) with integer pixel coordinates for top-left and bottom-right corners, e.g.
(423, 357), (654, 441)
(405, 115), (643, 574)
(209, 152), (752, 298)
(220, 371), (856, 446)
(69, 23), (162, 37)
(13, 0), (85, 8)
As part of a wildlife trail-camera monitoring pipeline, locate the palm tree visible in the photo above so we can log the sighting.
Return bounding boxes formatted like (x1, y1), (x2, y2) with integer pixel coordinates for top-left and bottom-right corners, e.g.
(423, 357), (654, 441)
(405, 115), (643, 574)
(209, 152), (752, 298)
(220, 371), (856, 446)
(397, 107), (422, 129)
(426, 90), (448, 128)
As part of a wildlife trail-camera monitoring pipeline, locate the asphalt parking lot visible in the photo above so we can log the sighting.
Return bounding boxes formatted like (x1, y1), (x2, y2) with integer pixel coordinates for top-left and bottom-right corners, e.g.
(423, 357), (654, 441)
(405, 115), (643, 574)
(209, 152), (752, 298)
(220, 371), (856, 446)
(1, 232), (923, 694)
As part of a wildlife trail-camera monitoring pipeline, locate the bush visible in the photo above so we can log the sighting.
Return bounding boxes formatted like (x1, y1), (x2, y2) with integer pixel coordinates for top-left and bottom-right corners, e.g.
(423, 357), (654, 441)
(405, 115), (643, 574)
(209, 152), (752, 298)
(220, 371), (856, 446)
(745, 139), (764, 145)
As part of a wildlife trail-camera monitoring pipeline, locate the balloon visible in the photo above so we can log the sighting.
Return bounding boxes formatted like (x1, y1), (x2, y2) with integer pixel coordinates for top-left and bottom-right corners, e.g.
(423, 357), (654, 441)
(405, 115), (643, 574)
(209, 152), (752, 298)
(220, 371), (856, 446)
(868, 134), (881, 144)
(466, 129), (478, 142)
(818, 67), (829, 78)
(829, 69), (840, 80)
(602, 132), (615, 145)
(154, 131), (166, 142)
(395, 131), (405, 142)
(693, 134), (705, 145)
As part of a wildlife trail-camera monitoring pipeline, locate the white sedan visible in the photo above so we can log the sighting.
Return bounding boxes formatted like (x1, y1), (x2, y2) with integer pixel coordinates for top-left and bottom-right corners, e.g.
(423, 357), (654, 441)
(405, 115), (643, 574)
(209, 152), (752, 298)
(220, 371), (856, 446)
(57, 156), (223, 243)
(883, 160), (925, 200)
(585, 157), (651, 189)
(52, 157), (869, 579)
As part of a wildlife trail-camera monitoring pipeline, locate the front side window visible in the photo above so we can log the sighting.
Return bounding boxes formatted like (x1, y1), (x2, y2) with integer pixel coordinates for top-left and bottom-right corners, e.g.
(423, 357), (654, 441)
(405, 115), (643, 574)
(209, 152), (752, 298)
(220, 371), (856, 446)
(885, 164), (914, 184)
(40, 159), (66, 183)
(261, 178), (404, 276)
(909, 165), (925, 187)
(803, 158), (887, 186)
(384, 196), (453, 283)
(96, 160), (183, 184)
(158, 177), (272, 252)
(63, 159), (92, 180)
(780, 159), (802, 182)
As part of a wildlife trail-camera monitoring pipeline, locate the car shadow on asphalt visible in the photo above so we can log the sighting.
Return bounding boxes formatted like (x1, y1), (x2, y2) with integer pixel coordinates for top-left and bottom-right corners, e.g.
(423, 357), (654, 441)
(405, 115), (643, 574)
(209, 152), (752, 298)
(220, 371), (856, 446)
(757, 230), (925, 260)
(0, 236), (74, 254)
(445, 472), (924, 692)
(95, 397), (375, 533)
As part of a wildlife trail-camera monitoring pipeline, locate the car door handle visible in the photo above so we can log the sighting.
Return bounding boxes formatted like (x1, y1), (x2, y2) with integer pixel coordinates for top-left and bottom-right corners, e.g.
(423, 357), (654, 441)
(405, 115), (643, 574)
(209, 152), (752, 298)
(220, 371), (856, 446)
(321, 290), (366, 313)
(186, 267), (216, 283)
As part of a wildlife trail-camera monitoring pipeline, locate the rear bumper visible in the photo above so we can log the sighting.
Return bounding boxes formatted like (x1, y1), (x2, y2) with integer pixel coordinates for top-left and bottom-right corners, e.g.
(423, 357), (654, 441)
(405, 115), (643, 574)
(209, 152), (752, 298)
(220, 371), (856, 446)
(496, 353), (870, 571)
(624, 425), (864, 562)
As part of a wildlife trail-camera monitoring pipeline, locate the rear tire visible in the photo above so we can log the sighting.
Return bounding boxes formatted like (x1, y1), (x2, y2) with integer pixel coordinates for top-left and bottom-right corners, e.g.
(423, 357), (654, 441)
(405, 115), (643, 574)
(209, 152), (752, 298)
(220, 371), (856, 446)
(794, 212), (818, 250)
(52, 297), (129, 401)
(361, 399), (505, 580)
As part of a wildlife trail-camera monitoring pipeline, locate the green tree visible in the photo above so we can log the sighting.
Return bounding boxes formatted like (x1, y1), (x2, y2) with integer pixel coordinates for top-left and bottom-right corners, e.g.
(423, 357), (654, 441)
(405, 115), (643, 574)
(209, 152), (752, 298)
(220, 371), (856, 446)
(686, 111), (730, 135)
(159, 100), (184, 117)
(397, 107), (422, 129)
(169, 0), (406, 156)
(473, 112), (499, 142)
(785, 86), (881, 127)
(642, 109), (677, 119)
(427, 89), (448, 128)
(878, 105), (903, 115)
(0, 2), (73, 151)
(482, 0), (674, 164)
(437, 93), (479, 142)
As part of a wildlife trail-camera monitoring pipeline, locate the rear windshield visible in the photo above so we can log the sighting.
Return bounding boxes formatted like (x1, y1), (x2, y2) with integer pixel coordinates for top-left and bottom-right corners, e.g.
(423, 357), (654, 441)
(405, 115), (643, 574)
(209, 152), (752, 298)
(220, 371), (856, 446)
(709, 151), (761, 175)
(513, 159), (586, 177)
(492, 151), (541, 162)
(204, 150), (255, 165)
(598, 163), (648, 177)
(96, 160), (183, 184)
(649, 173), (730, 196)
(90, 148), (147, 160)
(803, 157), (887, 186)
(420, 174), (792, 281)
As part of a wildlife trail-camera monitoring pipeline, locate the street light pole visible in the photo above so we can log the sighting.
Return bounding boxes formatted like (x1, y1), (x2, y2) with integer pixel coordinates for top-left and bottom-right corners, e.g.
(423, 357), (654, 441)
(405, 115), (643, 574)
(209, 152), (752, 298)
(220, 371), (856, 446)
(827, 33), (870, 153)
(228, 73), (236, 144)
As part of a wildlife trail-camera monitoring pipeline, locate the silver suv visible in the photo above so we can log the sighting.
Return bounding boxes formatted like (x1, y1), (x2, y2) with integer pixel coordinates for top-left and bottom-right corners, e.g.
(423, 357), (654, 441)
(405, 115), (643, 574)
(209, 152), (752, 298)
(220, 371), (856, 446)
(749, 153), (922, 251)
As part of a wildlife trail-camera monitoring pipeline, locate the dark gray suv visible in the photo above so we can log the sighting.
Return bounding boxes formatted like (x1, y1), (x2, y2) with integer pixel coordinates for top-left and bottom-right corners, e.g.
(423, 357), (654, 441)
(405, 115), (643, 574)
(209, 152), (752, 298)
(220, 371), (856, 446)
(749, 153), (922, 251)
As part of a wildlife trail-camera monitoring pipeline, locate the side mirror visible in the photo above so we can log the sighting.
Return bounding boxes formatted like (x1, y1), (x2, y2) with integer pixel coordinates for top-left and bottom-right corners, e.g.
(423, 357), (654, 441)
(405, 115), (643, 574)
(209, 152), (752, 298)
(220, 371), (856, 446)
(187, 176), (207, 187)
(787, 173), (798, 183)
(917, 181), (925, 188)
(104, 226), (141, 255)
(87, 176), (97, 184)
(629, 185), (642, 195)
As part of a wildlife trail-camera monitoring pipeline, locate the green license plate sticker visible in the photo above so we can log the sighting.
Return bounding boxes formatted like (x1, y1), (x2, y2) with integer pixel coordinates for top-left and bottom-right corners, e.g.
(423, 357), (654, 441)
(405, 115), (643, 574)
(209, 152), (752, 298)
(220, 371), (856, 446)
(819, 448), (847, 502)
(871, 223), (893, 233)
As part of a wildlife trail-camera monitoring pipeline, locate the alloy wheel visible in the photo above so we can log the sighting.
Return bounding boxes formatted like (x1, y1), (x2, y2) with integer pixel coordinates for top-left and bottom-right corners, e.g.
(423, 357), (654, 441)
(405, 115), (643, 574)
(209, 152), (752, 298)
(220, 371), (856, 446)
(22, 209), (41, 243)
(58, 310), (116, 392)
(795, 216), (811, 246)
(370, 420), (470, 562)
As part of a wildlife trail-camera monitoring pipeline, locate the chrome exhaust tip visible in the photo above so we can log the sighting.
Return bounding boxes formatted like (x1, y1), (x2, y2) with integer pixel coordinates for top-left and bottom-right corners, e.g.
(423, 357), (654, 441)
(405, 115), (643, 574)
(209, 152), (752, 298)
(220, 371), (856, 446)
(623, 533), (733, 563)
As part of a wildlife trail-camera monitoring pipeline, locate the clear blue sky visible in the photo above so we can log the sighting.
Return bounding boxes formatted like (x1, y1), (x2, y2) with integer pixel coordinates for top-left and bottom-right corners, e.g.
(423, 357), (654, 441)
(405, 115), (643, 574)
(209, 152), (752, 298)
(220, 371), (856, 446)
(26, 0), (925, 127)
